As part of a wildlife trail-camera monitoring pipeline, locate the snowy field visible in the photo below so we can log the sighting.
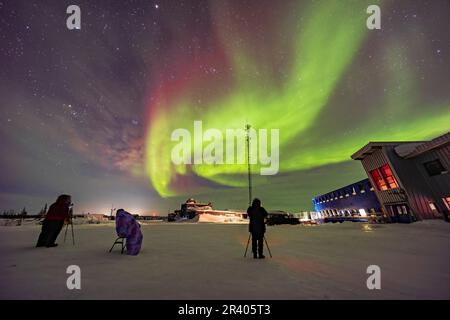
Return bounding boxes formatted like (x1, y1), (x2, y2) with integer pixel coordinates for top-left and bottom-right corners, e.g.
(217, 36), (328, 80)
(0, 221), (449, 300)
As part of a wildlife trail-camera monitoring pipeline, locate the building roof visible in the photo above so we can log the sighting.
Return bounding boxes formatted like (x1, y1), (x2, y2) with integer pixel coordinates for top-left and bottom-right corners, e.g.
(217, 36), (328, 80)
(394, 143), (425, 157)
(351, 142), (421, 160)
(351, 132), (449, 160)
(397, 132), (450, 159)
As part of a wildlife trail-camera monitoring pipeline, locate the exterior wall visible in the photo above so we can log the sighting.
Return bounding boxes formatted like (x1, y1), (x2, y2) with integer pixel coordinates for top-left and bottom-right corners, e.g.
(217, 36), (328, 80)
(415, 145), (450, 214)
(359, 148), (406, 216)
(312, 179), (381, 216)
(358, 144), (449, 220)
(351, 133), (449, 221)
(386, 144), (450, 219)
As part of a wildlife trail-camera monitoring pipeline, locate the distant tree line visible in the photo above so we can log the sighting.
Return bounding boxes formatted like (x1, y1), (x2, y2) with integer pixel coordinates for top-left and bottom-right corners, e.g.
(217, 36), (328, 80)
(0, 204), (47, 219)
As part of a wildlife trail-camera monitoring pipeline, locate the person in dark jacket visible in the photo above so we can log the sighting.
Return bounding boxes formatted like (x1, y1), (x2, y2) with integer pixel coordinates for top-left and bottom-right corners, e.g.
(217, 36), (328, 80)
(36, 194), (72, 248)
(247, 198), (268, 259)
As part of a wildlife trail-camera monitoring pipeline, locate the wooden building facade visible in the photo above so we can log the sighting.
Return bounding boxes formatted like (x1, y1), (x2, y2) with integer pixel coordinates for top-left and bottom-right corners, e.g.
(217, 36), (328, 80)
(351, 132), (450, 221)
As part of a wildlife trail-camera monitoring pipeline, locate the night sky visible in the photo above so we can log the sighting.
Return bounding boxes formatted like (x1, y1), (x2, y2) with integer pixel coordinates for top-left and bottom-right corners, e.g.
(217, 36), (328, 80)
(1, 0), (449, 215)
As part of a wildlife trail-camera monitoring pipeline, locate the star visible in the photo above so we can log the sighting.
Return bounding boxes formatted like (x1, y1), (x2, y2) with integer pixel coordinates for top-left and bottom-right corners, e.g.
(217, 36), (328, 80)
(0, 0), (449, 219)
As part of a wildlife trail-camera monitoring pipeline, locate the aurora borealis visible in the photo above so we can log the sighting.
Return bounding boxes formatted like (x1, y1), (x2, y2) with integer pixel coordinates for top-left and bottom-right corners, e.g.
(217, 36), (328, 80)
(1, 0), (449, 215)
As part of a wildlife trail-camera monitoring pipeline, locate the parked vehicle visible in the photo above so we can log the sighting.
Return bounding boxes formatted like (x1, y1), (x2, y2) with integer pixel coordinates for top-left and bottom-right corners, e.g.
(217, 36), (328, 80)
(266, 211), (300, 226)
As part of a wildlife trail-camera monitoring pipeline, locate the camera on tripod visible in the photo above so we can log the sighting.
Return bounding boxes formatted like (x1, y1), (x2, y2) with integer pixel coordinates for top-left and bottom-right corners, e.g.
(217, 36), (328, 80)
(64, 203), (75, 245)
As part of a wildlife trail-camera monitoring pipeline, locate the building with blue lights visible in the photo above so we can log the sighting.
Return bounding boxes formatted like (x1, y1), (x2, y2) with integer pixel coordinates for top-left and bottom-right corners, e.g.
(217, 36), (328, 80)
(312, 132), (449, 223)
(312, 179), (381, 218)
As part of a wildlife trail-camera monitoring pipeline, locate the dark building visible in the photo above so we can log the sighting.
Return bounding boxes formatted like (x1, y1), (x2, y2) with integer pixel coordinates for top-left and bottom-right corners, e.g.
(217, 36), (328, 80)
(313, 179), (381, 218)
(351, 132), (450, 221)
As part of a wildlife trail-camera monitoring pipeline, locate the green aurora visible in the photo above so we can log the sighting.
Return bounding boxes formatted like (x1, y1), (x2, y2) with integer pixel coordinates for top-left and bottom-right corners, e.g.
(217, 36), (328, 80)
(145, 0), (450, 199)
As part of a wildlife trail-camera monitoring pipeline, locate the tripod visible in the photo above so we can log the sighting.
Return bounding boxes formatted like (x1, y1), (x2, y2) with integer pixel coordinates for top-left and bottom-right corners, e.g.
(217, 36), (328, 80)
(244, 233), (272, 258)
(64, 209), (75, 245)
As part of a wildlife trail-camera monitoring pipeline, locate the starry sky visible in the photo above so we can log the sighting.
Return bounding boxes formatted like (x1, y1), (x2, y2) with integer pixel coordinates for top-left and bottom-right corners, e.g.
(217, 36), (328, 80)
(1, 0), (449, 215)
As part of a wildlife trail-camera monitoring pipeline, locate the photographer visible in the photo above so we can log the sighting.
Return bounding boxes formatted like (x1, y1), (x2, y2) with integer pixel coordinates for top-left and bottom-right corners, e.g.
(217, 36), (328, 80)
(115, 209), (143, 255)
(247, 198), (268, 259)
(36, 194), (72, 248)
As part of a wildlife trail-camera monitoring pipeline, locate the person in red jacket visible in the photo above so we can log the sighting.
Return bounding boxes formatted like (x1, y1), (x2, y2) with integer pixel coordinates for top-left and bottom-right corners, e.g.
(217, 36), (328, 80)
(36, 194), (72, 248)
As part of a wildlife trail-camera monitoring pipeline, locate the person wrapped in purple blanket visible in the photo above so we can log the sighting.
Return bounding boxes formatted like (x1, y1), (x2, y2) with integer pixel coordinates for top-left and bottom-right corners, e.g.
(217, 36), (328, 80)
(115, 209), (143, 255)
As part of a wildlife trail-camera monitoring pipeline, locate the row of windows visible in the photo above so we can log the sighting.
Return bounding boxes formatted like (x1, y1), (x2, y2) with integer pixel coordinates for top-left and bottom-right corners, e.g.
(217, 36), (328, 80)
(318, 208), (378, 217)
(315, 159), (447, 205)
(368, 159), (446, 192)
(315, 183), (374, 204)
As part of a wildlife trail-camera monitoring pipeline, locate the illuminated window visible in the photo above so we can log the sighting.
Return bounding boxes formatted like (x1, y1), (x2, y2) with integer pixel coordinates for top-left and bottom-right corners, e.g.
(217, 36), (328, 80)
(380, 164), (399, 189)
(443, 197), (450, 211)
(370, 164), (398, 191)
(370, 168), (388, 191)
(429, 202), (439, 212)
(359, 184), (366, 193)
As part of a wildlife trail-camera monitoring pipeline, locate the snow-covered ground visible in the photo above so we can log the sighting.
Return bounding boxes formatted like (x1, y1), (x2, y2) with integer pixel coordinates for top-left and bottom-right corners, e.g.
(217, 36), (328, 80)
(1, 221), (449, 299)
